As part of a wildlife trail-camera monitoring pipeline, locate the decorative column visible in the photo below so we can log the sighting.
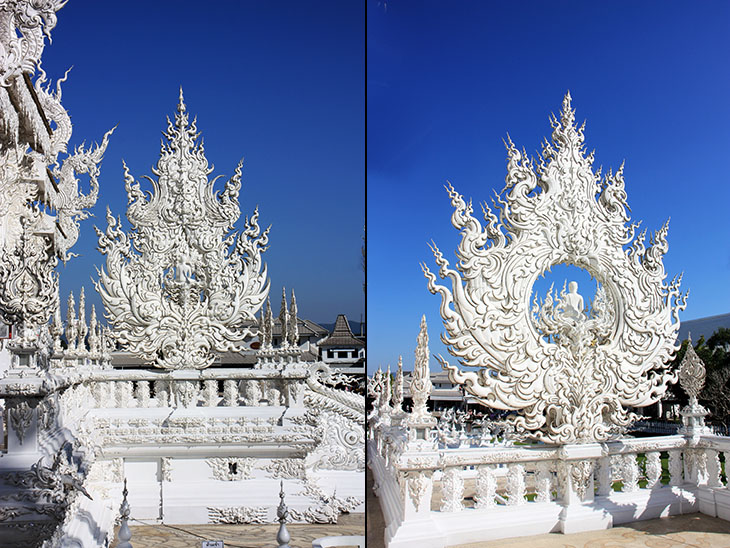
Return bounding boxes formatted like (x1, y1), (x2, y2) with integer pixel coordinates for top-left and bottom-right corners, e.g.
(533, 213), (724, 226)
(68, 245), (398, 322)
(400, 469), (435, 519)
(678, 338), (710, 443)
(404, 316), (436, 444)
(391, 355), (406, 424)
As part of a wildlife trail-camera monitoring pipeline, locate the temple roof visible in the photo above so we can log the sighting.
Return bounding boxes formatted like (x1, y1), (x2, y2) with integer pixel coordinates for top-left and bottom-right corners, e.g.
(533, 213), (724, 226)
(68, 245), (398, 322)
(318, 314), (364, 348)
(271, 317), (329, 338)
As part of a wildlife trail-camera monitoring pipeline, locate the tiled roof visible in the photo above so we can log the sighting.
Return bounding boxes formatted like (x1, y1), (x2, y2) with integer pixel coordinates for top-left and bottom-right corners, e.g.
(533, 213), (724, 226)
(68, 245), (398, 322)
(319, 314), (365, 348)
(271, 317), (329, 338)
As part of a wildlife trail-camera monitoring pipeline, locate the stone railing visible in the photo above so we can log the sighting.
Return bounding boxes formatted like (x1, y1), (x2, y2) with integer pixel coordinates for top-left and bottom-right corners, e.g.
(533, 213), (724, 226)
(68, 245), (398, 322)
(369, 417), (730, 548)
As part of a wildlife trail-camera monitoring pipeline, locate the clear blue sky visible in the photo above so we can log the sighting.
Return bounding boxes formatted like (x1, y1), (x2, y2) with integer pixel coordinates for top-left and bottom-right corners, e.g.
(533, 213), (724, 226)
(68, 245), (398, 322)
(42, 1), (364, 327)
(367, 0), (730, 374)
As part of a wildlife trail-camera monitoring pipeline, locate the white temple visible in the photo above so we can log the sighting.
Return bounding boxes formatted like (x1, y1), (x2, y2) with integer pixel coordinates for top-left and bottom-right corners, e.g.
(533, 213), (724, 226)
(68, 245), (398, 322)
(0, 2), (364, 546)
(368, 95), (730, 548)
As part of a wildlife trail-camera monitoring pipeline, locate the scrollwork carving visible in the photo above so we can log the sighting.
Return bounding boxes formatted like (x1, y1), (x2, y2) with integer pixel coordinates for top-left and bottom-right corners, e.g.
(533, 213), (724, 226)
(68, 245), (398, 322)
(424, 93), (687, 443)
(95, 90), (269, 369)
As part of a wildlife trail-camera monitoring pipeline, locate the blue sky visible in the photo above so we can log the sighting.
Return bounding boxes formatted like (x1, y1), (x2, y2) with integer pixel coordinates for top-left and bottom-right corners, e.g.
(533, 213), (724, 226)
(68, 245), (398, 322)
(41, 1), (364, 327)
(367, 1), (730, 373)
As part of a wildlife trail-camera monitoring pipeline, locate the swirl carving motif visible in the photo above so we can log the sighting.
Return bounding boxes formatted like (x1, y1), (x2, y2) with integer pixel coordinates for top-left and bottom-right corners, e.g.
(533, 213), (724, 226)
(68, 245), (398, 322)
(95, 90), (270, 369)
(423, 93), (688, 444)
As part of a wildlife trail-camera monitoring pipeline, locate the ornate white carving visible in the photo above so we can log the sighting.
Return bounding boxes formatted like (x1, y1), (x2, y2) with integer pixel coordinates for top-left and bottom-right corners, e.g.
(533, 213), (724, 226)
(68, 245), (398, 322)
(534, 461), (552, 502)
(506, 464), (526, 506)
(288, 484), (362, 524)
(86, 458), (123, 484)
(406, 316), (436, 437)
(622, 454), (639, 492)
(392, 355), (404, 412)
(95, 90), (269, 369)
(645, 451), (662, 488)
(264, 459), (305, 479)
(679, 338), (705, 408)
(8, 399), (33, 444)
(424, 93), (688, 444)
(669, 449), (683, 486)
(160, 457), (172, 482)
(475, 465), (497, 509)
(0, 1), (64, 86)
(207, 457), (255, 481)
(440, 467), (464, 512)
(208, 506), (268, 524)
(706, 449), (721, 488)
(0, 36), (114, 337)
(406, 470), (431, 511)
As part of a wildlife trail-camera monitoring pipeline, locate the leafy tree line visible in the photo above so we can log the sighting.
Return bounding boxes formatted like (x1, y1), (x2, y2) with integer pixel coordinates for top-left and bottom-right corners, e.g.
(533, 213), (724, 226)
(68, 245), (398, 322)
(666, 328), (730, 424)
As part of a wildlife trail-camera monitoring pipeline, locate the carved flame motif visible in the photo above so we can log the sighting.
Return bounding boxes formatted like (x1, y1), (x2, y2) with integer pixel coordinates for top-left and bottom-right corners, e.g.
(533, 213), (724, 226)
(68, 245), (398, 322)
(0, 0), (65, 87)
(423, 93), (688, 444)
(679, 338), (705, 405)
(95, 90), (270, 369)
(0, 1), (113, 336)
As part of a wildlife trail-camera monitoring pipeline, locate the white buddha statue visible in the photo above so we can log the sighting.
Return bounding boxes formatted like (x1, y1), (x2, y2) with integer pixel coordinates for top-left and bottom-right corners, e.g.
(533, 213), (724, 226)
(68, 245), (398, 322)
(562, 281), (584, 321)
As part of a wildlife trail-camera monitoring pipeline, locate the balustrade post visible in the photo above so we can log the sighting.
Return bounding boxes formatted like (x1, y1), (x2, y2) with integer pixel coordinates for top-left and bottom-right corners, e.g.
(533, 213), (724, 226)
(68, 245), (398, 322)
(202, 380), (218, 406)
(669, 450), (683, 486)
(621, 453), (639, 492)
(116, 381), (133, 408)
(440, 466), (464, 512)
(645, 451), (662, 488)
(596, 456), (612, 496)
(223, 379), (238, 406)
(475, 465), (497, 508)
(400, 470), (434, 519)
(154, 380), (169, 407)
(135, 381), (151, 408)
(534, 461), (552, 502)
(506, 464), (526, 506)
(707, 449), (721, 488)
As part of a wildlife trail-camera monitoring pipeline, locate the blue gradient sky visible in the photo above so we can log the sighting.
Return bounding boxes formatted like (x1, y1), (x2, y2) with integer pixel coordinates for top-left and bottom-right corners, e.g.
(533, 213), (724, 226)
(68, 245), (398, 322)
(367, 1), (730, 373)
(41, 1), (364, 327)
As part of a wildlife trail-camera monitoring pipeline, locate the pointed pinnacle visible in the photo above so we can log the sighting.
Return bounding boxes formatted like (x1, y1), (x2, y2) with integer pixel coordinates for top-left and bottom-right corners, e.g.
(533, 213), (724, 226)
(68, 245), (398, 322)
(178, 86), (186, 113)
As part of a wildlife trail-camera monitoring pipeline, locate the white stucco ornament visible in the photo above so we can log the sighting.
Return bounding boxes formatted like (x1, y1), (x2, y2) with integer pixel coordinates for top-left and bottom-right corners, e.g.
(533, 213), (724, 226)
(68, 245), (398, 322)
(423, 93), (688, 444)
(96, 89), (270, 369)
(0, 0), (113, 336)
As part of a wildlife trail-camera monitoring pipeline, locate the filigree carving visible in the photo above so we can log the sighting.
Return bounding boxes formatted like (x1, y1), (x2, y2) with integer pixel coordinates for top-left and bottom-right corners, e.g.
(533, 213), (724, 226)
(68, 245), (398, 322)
(440, 467), (464, 512)
(308, 411), (364, 471)
(405, 316), (437, 438)
(679, 338), (705, 406)
(0, 1), (64, 86)
(406, 471), (430, 511)
(392, 355), (404, 412)
(160, 457), (172, 482)
(287, 485), (362, 524)
(423, 93), (687, 443)
(264, 459), (305, 479)
(95, 90), (269, 369)
(207, 457), (254, 481)
(8, 399), (33, 444)
(645, 451), (662, 488)
(0, 45), (113, 335)
(534, 461), (552, 502)
(475, 465), (497, 509)
(506, 464), (526, 506)
(208, 506), (268, 524)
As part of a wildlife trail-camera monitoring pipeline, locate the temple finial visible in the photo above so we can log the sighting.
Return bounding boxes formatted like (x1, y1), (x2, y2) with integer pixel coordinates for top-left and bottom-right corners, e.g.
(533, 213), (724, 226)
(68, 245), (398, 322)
(178, 86), (186, 113)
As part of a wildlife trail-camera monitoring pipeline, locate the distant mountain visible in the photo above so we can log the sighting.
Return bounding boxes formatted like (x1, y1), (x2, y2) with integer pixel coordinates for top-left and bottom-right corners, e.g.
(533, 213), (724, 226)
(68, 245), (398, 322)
(677, 313), (730, 343)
